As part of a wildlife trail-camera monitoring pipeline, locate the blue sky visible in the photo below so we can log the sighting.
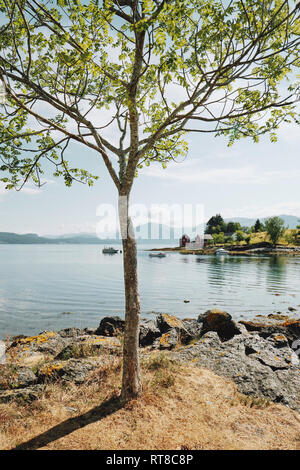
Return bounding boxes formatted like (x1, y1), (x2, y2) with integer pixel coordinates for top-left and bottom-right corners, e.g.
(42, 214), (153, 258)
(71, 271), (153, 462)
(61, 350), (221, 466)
(0, 119), (299, 236)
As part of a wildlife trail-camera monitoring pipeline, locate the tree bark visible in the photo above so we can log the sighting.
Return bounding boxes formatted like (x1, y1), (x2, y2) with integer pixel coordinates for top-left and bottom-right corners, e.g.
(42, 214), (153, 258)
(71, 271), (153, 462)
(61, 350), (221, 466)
(119, 196), (142, 402)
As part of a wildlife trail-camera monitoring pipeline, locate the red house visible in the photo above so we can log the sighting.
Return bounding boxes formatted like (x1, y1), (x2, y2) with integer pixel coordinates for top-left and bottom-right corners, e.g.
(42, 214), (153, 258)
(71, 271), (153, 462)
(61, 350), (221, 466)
(179, 234), (190, 247)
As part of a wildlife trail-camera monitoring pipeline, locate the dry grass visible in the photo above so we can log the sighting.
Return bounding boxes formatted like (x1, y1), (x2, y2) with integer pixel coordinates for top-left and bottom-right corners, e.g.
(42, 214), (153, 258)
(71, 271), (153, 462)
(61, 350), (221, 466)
(242, 229), (298, 246)
(0, 353), (300, 450)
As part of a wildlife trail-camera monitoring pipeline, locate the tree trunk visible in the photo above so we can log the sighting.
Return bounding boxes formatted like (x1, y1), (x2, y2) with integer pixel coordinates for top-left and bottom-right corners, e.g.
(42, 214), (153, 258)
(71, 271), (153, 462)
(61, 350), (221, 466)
(119, 197), (142, 402)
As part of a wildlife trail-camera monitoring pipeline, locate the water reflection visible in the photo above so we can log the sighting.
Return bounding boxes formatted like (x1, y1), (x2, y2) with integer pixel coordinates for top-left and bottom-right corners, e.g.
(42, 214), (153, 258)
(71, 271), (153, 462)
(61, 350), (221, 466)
(266, 255), (287, 294)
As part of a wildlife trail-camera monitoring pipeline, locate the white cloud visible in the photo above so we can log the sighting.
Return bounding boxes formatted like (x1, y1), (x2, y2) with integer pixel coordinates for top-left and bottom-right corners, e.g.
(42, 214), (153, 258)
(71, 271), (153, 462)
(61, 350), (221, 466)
(143, 161), (300, 185)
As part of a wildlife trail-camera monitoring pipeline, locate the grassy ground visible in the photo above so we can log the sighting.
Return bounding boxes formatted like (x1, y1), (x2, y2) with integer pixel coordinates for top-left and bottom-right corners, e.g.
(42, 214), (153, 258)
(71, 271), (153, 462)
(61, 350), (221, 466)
(246, 229), (298, 246)
(1, 353), (300, 450)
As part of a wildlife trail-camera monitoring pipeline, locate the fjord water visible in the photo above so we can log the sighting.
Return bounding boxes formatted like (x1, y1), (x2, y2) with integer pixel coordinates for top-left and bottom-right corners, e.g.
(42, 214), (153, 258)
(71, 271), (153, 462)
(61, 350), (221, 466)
(0, 244), (299, 338)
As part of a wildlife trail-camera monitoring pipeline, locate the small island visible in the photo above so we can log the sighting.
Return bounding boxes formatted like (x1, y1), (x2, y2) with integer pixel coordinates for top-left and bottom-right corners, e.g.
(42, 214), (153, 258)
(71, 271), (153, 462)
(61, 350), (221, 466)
(150, 215), (300, 256)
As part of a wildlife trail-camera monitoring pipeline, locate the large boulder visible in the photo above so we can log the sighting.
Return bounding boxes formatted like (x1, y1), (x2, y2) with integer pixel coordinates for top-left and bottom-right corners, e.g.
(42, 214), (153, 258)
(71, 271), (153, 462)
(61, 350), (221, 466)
(57, 327), (86, 338)
(0, 365), (37, 390)
(198, 309), (241, 341)
(182, 318), (203, 340)
(37, 357), (108, 384)
(55, 335), (121, 360)
(243, 334), (299, 369)
(153, 329), (179, 350)
(0, 385), (44, 404)
(95, 316), (125, 337)
(7, 332), (70, 362)
(156, 314), (193, 344)
(239, 315), (300, 346)
(171, 329), (300, 412)
(139, 320), (161, 347)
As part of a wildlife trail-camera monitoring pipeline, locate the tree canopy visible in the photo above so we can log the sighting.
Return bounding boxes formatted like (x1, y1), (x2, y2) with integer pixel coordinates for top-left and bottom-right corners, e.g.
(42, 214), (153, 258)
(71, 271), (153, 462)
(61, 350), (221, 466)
(253, 218), (265, 232)
(265, 215), (285, 244)
(0, 0), (299, 193)
(205, 214), (242, 234)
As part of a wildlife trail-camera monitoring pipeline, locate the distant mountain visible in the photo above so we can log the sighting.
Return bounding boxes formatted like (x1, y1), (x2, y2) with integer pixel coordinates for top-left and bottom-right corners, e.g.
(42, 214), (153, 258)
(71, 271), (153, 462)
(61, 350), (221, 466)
(0, 232), (120, 245)
(1, 215), (298, 244)
(0, 232), (50, 244)
(0, 228), (177, 245)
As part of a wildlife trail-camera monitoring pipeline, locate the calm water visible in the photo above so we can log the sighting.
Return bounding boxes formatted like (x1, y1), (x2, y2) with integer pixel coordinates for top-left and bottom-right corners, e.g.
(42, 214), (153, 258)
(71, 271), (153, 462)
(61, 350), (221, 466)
(0, 245), (299, 338)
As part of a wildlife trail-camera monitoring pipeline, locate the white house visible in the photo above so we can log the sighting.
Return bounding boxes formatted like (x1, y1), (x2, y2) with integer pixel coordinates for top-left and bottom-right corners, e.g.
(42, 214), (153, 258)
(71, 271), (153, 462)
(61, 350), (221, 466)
(185, 234), (213, 250)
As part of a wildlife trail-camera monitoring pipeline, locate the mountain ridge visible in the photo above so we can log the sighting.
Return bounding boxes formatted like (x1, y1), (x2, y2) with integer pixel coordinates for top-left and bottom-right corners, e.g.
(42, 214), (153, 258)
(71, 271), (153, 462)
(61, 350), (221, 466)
(0, 215), (299, 244)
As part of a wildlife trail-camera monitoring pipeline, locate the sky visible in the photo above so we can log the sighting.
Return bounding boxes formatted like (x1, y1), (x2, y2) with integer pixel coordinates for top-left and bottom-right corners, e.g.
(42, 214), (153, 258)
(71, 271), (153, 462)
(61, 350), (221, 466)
(0, 3), (299, 236)
(0, 118), (299, 236)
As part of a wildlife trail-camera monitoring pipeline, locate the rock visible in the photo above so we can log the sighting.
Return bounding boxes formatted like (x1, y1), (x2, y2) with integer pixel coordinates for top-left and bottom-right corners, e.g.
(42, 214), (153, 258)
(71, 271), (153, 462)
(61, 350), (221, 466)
(10, 331), (69, 357)
(198, 331), (222, 349)
(83, 327), (96, 336)
(54, 358), (100, 384)
(55, 335), (121, 360)
(10, 335), (27, 344)
(36, 334), (69, 356)
(21, 353), (46, 369)
(171, 330), (300, 413)
(139, 320), (161, 347)
(267, 333), (289, 348)
(156, 314), (193, 345)
(37, 357), (106, 384)
(240, 315), (300, 346)
(197, 309), (241, 341)
(0, 385), (44, 404)
(65, 407), (78, 413)
(235, 322), (249, 336)
(0, 366), (37, 390)
(156, 314), (185, 334)
(57, 328), (85, 338)
(268, 314), (289, 320)
(182, 318), (203, 340)
(153, 329), (179, 350)
(95, 316), (125, 337)
(243, 335), (299, 370)
(13, 367), (37, 388)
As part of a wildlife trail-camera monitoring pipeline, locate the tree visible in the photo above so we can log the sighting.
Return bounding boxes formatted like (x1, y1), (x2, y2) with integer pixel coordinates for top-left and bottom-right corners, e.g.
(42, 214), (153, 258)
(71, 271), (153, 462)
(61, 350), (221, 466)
(224, 235), (234, 244)
(0, 0), (299, 401)
(254, 219), (264, 232)
(226, 221), (236, 234)
(205, 214), (226, 234)
(213, 232), (225, 244)
(265, 216), (285, 244)
(235, 230), (245, 243)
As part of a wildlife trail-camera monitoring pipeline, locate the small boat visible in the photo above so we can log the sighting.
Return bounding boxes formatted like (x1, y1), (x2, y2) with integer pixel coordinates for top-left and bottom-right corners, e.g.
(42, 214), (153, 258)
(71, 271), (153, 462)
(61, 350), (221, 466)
(149, 252), (166, 258)
(215, 248), (229, 256)
(102, 247), (118, 254)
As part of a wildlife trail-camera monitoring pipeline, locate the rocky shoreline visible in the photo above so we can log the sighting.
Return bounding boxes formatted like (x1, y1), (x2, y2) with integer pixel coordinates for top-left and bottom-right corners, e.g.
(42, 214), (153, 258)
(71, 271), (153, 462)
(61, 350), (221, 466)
(1, 310), (300, 413)
(150, 242), (300, 255)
